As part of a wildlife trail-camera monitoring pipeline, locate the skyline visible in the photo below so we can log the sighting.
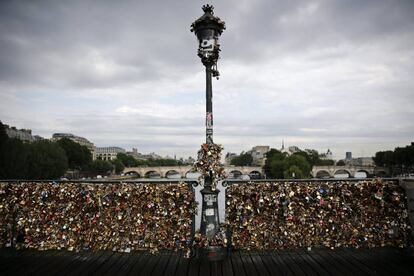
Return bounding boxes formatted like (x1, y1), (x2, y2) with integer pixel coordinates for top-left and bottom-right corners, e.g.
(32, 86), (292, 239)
(1, 0), (413, 159)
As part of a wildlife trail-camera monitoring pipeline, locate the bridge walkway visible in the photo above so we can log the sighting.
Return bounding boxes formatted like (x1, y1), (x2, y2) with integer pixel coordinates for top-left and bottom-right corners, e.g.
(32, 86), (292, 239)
(1, 247), (413, 275)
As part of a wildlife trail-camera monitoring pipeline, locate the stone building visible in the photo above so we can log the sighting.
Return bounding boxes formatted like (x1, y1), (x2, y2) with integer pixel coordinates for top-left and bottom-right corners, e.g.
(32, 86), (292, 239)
(95, 147), (126, 161)
(4, 124), (42, 142)
(51, 133), (95, 152)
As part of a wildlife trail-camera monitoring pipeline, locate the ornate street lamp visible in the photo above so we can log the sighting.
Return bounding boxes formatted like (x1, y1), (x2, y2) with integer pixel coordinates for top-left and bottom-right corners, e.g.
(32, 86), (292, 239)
(191, 5), (226, 261)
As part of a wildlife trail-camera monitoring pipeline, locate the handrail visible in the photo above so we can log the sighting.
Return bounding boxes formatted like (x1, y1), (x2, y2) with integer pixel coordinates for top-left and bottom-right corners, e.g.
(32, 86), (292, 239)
(0, 179), (199, 185)
(222, 177), (403, 186)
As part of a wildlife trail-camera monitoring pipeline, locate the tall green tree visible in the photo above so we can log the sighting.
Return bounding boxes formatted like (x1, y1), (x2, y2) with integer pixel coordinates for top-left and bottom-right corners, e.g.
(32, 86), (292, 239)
(264, 149), (287, 178)
(374, 143), (414, 175)
(112, 159), (125, 174)
(26, 140), (68, 179)
(0, 121), (8, 147)
(0, 138), (30, 179)
(116, 153), (138, 167)
(88, 160), (113, 176)
(57, 138), (92, 170)
(264, 149), (312, 179)
(230, 152), (253, 166)
(284, 165), (303, 179)
(285, 154), (311, 177)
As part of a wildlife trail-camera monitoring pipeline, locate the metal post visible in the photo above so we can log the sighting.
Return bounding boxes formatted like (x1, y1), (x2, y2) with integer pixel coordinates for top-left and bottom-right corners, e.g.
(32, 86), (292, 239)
(199, 64), (224, 261)
(205, 64), (213, 145)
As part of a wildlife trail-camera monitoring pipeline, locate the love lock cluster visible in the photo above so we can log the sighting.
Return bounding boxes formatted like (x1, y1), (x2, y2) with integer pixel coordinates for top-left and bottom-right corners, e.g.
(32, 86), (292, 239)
(226, 179), (411, 251)
(193, 143), (226, 189)
(0, 182), (196, 255)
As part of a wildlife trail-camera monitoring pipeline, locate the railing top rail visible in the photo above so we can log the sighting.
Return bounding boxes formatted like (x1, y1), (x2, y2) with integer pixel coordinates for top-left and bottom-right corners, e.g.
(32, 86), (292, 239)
(223, 177), (403, 185)
(0, 179), (199, 185)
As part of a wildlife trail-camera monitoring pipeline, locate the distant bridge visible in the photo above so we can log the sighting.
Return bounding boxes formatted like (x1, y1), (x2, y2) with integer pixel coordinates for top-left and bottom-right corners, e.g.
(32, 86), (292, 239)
(123, 166), (264, 179)
(311, 165), (389, 178)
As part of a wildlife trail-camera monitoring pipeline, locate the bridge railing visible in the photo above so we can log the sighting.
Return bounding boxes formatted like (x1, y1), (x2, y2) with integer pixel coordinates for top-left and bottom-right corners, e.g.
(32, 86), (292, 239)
(0, 180), (198, 254)
(223, 178), (412, 250)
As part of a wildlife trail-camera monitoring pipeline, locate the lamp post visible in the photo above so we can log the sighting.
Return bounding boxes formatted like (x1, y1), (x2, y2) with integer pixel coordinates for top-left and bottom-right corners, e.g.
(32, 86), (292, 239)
(191, 4), (226, 261)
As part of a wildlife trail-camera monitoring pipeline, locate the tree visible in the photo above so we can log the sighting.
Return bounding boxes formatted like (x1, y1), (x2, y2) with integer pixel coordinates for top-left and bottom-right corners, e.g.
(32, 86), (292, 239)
(88, 160), (113, 176)
(231, 152), (253, 166)
(374, 144), (414, 176)
(285, 154), (311, 177)
(264, 149), (312, 179)
(284, 165), (303, 179)
(112, 159), (125, 174)
(57, 138), (92, 170)
(0, 121), (8, 147)
(0, 138), (30, 179)
(117, 153), (138, 167)
(26, 140), (68, 179)
(336, 160), (346, 166)
(264, 149), (286, 178)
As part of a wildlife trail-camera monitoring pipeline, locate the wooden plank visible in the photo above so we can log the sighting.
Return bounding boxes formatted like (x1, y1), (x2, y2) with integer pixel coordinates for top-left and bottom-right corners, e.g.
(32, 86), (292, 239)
(187, 255), (201, 276)
(12, 250), (61, 275)
(0, 250), (42, 274)
(89, 252), (123, 275)
(269, 250), (293, 275)
(326, 248), (372, 275)
(137, 252), (161, 276)
(258, 252), (283, 276)
(250, 252), (270, 276)
(305, 250), (338, 276)
(312, 249), (350, 275)
(338, 248), (374, 274)
(151, 253), (172, 276)
(296, 249), (329, 275)
(199, 256), (211, 276)
(273, 250), (303, 276)
(1, 250), (41, 275)
(117, 251), (145, 275)
(376, 248), (414, 276)
(64, 251), (105, 275)
(352, 248), (403, 276)
(163, 252), (180, 276)
(287, 250), (317, 276)
(173, 252), (190, 276)
(104, 252), (135, 275)
(211, 260), (223, 276)
(342, 248), (384, 275)
(34, 250), (84, 275)
(230, 251), (246, 276)
(128, 251), (152, 275)
(239, 252), (259, 276)
(221, 257), (234, 276)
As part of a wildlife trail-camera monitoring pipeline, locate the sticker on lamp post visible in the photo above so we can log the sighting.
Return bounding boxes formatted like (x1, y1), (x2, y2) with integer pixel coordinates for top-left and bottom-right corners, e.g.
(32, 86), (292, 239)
(205, 194), (217, 206)
(206, 112), (213, 128)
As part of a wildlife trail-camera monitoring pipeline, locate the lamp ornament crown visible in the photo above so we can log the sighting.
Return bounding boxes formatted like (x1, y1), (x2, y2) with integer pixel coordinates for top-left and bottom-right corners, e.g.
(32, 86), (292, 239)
(202, 4), (214, 14)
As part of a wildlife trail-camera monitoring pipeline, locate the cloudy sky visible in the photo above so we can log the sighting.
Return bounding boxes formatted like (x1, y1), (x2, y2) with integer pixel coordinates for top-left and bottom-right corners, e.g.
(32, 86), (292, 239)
(1, 0), (413, 159)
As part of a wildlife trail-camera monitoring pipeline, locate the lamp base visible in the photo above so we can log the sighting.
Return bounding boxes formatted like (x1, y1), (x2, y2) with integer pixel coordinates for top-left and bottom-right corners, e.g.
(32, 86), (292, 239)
(200, 246), (226, 261)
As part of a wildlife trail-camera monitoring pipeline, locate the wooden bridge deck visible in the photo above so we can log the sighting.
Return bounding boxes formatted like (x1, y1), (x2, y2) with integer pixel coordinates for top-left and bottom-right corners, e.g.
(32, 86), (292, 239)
(1, 247), (413, 275)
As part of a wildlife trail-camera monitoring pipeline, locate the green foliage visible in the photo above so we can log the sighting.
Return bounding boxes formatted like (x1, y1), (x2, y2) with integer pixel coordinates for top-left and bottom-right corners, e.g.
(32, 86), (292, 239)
(0, 138), (30, 179)
(230, 152), (253, 166)
(264, 149), (314, 179)
(286, 154), (311, 176)
(57, 138), (92, 170)
(111, 159), (125, 174)
(88, 160), (113, 176)
(284, 165), (303, 179)
(26, 140), (68, 179)
(0, 121), (8, 147)
(116, 153), (138, 167)
(0, 123), (69, 180)
(374, 144), (414, 175)
(336, 160), (346, 166)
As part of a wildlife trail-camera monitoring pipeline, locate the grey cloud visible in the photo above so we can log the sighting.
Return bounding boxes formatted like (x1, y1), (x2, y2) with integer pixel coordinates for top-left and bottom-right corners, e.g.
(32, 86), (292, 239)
(1, 0), (413, 158)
